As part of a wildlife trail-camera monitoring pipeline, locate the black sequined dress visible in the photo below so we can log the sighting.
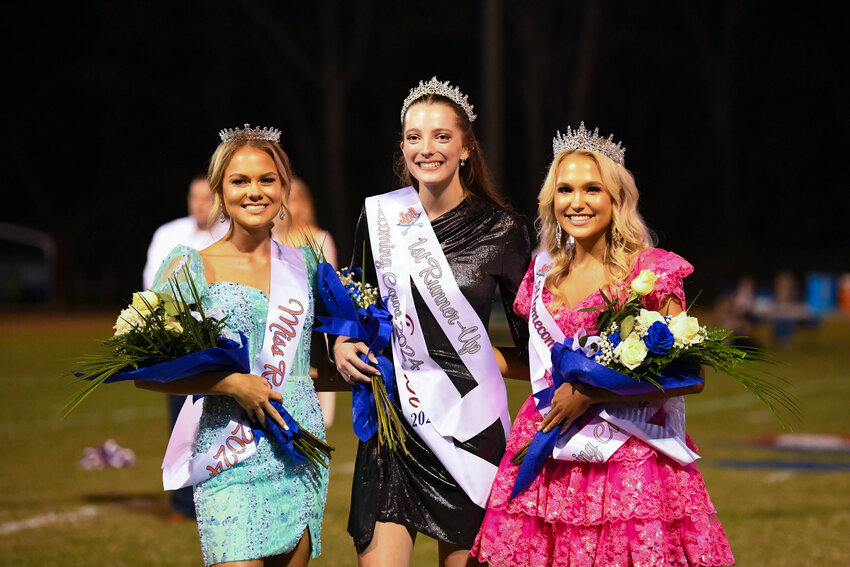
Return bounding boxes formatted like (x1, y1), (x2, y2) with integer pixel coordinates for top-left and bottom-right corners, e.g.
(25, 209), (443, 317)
(347, 196), (531, 552)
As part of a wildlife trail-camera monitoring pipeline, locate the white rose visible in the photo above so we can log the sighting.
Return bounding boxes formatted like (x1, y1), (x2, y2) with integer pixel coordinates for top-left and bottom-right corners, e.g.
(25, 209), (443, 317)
(113, 308), (143, 335)
(636, 308), (666, 334)
(164, 317), (183, 334)
(630, 269), (659, 296)
(161, 296), (181, 316)
(614, 333), (648, 370)
(667, 312), (703, 345)
(131, 291), (160, 316)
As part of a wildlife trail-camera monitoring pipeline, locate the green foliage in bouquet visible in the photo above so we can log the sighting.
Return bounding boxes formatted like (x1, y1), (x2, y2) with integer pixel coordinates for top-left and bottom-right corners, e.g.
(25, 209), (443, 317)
(577, 269), (798, 424)
(65, 267), (228, 416)
(510, 270), (798, 468)
(292, 425), (334, 469)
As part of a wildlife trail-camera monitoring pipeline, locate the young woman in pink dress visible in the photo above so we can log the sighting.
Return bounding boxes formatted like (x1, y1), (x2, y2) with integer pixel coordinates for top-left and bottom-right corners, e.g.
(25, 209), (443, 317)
(471, 124), (735, 566)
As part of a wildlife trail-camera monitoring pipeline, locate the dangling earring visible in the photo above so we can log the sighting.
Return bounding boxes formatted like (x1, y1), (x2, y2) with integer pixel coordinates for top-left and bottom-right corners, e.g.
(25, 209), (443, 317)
(218, 209), (226, 223)
(612, 225), (625, 248)
(460, 158), (466, 167)
(555, 223), (563, 246)
(279, 206), (286, 221)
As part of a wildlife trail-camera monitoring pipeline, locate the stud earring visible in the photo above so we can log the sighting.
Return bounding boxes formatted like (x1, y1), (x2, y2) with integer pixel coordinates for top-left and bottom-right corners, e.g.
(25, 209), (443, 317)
(460, 158), (466, 167)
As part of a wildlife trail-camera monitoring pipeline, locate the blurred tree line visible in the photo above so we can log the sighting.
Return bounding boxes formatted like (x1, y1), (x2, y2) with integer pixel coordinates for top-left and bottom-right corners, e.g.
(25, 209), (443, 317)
(3, 0), (846, 306)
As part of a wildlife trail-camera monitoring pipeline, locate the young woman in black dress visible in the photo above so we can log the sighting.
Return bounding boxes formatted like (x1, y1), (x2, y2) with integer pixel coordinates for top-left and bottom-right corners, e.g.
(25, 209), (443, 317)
(333, 78), (531, 567)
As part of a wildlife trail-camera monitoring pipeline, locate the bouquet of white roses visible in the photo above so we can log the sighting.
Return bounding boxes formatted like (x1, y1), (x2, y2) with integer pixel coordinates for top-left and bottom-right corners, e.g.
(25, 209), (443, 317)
(66, 269), (242, 414)
(570, 269), (793, 407)
(511, 268), (796, 468)
(66, 267), (333, 469)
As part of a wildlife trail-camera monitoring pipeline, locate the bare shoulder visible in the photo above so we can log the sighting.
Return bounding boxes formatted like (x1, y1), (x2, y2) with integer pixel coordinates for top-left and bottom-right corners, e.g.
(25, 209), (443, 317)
(198, 241), (230, 282)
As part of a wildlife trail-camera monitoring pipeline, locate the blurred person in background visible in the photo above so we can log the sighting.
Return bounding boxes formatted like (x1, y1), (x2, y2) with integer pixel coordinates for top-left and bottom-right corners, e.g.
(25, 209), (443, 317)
(142, 175), (228, 523)
(771, 270), (810, 347)
(714, 275), (759, 349)
(143, 175), (229, 289)
(273, 176), (338, 427)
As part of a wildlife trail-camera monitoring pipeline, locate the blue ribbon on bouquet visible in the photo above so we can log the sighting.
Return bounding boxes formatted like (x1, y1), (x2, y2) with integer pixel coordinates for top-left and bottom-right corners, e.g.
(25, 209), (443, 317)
(313, 262), (397, 442)
(89, 334), (252, 384)
(250, 400), (307, 463)
(84, 333), (316, 464)
(510, 339), (704, 500)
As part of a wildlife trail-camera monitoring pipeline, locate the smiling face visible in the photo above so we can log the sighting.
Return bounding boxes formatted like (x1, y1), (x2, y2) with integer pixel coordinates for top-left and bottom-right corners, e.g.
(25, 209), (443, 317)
(401, 102), (470, 191)
(553, 153), (613, 243)
(222, 147), (283, 231)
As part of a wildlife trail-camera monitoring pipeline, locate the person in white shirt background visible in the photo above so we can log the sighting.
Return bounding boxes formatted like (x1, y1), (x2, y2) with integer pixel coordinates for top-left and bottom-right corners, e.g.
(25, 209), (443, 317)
(142, 174), (229, 289)
(272, 176), (338, 428)
(142, 174), (228, 523)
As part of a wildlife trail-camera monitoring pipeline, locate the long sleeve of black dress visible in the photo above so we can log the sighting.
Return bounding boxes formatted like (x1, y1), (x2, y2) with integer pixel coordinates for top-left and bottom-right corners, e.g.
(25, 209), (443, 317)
(347, 196), (531, 552)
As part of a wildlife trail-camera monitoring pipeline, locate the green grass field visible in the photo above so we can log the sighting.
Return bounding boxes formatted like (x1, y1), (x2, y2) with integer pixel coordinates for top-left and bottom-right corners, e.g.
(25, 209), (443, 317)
(2, 312), (849, 566)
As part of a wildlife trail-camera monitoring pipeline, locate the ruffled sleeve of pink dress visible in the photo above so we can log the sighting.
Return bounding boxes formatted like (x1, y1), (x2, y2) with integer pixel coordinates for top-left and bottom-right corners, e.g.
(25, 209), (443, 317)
(472, 248), (735, 567)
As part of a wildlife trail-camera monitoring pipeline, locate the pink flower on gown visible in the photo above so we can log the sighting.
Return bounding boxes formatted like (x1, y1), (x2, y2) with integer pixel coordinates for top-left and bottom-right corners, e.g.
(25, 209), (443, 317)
(472, 248), (735, 567)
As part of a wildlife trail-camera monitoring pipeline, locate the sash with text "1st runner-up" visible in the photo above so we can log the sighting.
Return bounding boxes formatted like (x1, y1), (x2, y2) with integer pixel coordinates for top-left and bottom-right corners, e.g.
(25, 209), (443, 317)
(529, 251), (699, 465)
(365, 187), (511, 508)
(161, 241), (310, 489)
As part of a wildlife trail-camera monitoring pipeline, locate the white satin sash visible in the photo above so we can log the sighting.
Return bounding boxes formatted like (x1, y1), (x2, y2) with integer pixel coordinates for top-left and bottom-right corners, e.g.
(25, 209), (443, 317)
(161, 241), (310, 489)
(365, 187), (510, 507)
(528, 252), (699, 465)
(529, 251), (631, 463)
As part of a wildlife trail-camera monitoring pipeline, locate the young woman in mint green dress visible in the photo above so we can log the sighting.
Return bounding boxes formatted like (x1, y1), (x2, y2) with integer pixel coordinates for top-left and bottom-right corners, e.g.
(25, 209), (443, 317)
(138, 125), (328, 566)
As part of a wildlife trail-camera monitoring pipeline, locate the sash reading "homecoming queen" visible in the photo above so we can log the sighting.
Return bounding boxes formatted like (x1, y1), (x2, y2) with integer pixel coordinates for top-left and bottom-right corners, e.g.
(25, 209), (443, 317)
(365, 187), (511, 508)
(529, 251), (698, 465)
(162, 241), (310, 489)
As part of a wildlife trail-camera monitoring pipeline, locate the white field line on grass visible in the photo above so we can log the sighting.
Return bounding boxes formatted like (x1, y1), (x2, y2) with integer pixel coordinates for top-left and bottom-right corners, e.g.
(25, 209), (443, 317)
(8, 403), (164, 434)
(2, 460), (357, 536)
(0, 506), (100, 536)
(687, 376), (849, 415)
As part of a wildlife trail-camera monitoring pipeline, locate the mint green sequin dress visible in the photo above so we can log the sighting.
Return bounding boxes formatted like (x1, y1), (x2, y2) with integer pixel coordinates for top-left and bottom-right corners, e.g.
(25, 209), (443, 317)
(152, 245), (328, 565)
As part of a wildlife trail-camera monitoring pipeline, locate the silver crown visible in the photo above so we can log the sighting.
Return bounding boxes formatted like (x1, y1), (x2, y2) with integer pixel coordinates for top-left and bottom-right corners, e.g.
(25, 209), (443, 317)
(400, 77), (477, 124)
(219, 123), (281, 143)
(552, 122), (625, 164)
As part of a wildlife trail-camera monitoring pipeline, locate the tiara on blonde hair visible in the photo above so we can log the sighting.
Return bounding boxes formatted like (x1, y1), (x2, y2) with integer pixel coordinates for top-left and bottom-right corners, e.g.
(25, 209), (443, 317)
(400, 77), (477, 124)
(219, 123), (281, 143)
(553, 122), (625, 164)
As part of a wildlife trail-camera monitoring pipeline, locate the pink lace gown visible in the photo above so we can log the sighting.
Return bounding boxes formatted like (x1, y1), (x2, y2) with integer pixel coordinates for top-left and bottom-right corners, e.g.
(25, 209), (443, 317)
(472, 249), (734, 567)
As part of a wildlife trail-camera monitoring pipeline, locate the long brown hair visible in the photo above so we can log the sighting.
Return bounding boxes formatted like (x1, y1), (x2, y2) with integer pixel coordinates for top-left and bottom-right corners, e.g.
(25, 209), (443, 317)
(394, 95), (505, 208)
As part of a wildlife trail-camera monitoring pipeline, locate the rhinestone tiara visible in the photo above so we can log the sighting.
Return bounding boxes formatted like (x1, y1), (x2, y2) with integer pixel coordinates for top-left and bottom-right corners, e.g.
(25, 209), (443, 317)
(400, 76), (477, 124)
(219, 123), (281, 143)
(552, 122), (625, 164)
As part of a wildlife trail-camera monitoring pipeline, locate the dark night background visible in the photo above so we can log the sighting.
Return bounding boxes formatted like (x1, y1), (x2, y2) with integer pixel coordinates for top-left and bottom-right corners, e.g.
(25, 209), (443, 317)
(3, 1), (847, 309)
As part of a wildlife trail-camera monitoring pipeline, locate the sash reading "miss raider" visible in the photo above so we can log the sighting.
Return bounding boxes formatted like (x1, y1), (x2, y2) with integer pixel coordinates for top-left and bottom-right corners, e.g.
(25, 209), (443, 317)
(162, 241), (310, 489)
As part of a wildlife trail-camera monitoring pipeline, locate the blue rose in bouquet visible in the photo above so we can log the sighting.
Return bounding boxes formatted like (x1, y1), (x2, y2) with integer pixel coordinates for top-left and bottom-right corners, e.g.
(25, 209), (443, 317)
(510, 269), (796, 498)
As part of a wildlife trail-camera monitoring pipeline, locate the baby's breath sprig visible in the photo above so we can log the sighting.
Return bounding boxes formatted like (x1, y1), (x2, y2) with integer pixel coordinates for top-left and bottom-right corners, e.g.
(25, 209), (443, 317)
(335, 266), (408, 453)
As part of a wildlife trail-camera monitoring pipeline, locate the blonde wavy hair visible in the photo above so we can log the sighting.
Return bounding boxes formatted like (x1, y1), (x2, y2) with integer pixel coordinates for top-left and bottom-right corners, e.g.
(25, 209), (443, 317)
(537, 149), (654, 302)
(207, 139), (294, 234)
